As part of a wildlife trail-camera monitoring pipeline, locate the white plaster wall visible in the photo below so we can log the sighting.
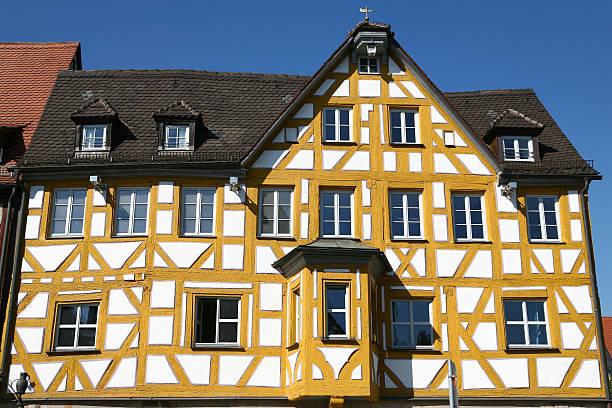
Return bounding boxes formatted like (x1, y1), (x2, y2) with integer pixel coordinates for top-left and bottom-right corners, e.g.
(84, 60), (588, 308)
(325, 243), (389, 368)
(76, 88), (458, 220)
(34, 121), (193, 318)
(501, 249), (522, 274)
(223, 210), (245, 237)
(259, 318), (282, 347)
(156, 210), (173, 235)
(24, 215), (40, 240)
(222, 244), (244, 270)
(157, 181), (174, 204)
(260, 283), (283, 311)
(150, 281), (176, 309)
(148, 315), (174, 345)
(498, 219), (520, 242)
(90, 212), (106, 237)
(358, 80), (381, 97)
(28, 186), (44, 209)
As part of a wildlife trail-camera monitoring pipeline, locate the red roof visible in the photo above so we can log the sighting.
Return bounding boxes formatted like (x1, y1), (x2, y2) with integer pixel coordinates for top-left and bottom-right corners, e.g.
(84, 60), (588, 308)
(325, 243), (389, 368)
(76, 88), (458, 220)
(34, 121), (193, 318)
(0, 41), (80, 182)
(601, 317), (612, 353)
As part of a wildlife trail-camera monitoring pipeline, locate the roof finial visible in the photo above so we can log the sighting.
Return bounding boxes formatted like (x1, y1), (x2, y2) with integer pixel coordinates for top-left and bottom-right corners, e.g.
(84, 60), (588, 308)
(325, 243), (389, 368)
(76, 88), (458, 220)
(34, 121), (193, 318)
(359, 5), (374, 21)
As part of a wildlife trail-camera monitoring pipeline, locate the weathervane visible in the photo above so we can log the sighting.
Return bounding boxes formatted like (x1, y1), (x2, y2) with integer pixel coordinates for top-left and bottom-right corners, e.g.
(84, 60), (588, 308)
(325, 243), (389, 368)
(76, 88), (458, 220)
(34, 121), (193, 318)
(360, 5), (374, 21)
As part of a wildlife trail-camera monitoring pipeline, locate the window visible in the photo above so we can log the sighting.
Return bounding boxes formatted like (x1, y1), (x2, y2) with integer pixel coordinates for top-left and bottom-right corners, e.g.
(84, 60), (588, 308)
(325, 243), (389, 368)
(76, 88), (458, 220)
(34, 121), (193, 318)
(320, 191), (353, 237)
(81, 125), (106, 150)
(391, 300), (433, 349)
(325, 283), (349, 339)
(115, 188), (149, 235)
(390, 110), (419, 144)
(50, 188), (87, 236)
(452, 194), (486, 241)
(389, 192), (423, 239)
(194, 297), (240, 345)
(503, 300), (549, 348)
(323, 108), (352, 142)
(54, 303), (99, 350)
(182, 188), (215, 235)
(258, 189), (292, 237)
(526, 196), (560, 241)
(501, 136), (534, 161)
(290, 287), (301, 345)
(359, 56), (378, 74)
(164, 125), (189, 149)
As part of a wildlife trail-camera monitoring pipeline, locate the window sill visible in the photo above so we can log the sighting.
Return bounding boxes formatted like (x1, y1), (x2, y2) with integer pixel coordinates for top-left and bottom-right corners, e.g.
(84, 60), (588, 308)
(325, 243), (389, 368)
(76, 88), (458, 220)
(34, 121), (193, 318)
(287, 342), (300, 351)
(47, 349), (101, 356)
(111, 234), (148, 238)
(47, 235), (84, 240)
(389, 143), (425, 148)
(257, 235), (296, 241)
(74, 151), (109, 159)
(454, 240), (493, 244)
(529, 240), (564, 245)
(180, 234), (217, 239)
(391, 237), (428, 243)
(191, 345), (245, 351)
(389, 347), (439, 352)
(320, 337), (359, 345)
(322, 141), (357, 146)
(505, 346), (559, 353)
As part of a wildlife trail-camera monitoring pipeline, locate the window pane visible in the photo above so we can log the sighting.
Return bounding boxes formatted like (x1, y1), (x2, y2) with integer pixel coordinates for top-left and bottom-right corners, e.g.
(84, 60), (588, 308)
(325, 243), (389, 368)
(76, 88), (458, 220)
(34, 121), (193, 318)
(390, 207), (404, 223)
(321, 193), (334, 207)
(408, 223), (421, 236)
(55, 190), (70, 205)
(390, 112), (401, 128)
(262, 205), (274, 220)
(544, 212), (556, 225)
(80, 305), (98, 324)
(455, 224), (467, 239)
(542, 198), (555, 211)
(392, 325), (411, 347)
(339, 207), (351, 222)
(470, 210), (482, 225)
(391, 127), (402, 143)
(471, 225), (484, 239)
(406, 194), (419, 207)
(504, 302), (523, 321)
(407, 208), (420, 222)
(278, 191), (291, 205)
(183, 219), (196, 234)
(183, 190), (197, 204)
(278, 205), (291, 219)
(454, 210), (466, 225)
(322, 221), (335, 236)
(326, 286), (346, 309)
(116, 219), (130, 234)
(391, 222), (404, 237)
(526, 302), (545, 321)
(184, 203), (197, 219)
(412, 301), (430, 322)
(339, 125), (350, 141)
(135, 190), (148, 204)
(526, 197), (539, 210)
(321, 207), (334, 222)
(53, 205), (68, 219)
(133, 219), (146, 233)
(261, 220), (273, 234)
(506, 324), (526, 345)
(414, 325), (432, 346)
(219, 299), (238, 319)
(324, 110), (335, 125)
(51, 220), (66, 234)
(201, 203), (214, 218)
(339, 221), (351, 236)
(338, 193), (350, 207)
(69, 219), (83, 235)
(404, 113), (415, 127)
(278, 220), (290, 234)
(77, 328), (96, 347)
(528, 324), (548, 345)
(469, 196), (481, 210)
(546, 226), (558, 240)
(389, 194), (403, 208)
(60, 306), (78, 324)
(71, 204), (85, 219)
(339, 110), (349, 125)
(134, 204), (147, 219)
(218, 322), (238, 343)
(452, 196), (465, 210)
(196, 298), (217, 344)
(325, 125), (336, 141)
(118, 190), (132, 204)
(117, 204), (131, 219)
(327, 311), (346, 335)
(73, 190), (87, 204)
(201, 190), (215, 204)
(392, 301), (410, 322)
(57, 328), (75, 347)
(200, 219), (213, 234)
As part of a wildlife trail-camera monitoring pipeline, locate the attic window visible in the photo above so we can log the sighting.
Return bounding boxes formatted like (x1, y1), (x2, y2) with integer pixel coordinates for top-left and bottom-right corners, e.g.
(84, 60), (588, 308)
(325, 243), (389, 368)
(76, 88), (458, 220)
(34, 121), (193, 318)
(164, 125), (189, 150)
(153, 101), (200, 153)
(501, 136), (534, 162)
(82, 125), (107, 150)
(70, 97), (115, 155)
(359, 57), (378, 74)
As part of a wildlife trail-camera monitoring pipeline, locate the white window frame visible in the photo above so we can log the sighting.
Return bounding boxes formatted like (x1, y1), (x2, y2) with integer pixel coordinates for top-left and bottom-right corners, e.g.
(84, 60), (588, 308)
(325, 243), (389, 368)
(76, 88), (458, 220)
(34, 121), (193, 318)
(501, 136), (534, 162)
(358, 56), (379, 74)
(389, 191), (424, 240)
(452, 194), (487, 241)
(320, 190), (354, 238)
(389, 109), (420, 144)
(257, 188), (293, 237)
(503, 299), (551, 349)
(181, 187), (216, 236)
(81, 125), (107, 151)
(325, 283), (350, 339)
(322, 107), (353, 142)
(193, 296), (241, 346)
(390, 299), (434, 350)
(54, 303), (99, 351)
(115, 187), (150, 236)
(164, 125), (190, 150)
(50, 188), (87, 237)
(526, 195), (561, 242)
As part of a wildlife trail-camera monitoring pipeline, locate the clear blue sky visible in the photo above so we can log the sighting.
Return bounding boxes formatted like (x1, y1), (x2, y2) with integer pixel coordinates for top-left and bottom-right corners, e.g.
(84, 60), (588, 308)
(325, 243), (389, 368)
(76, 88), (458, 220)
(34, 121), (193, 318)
(3, 1), (612, 310)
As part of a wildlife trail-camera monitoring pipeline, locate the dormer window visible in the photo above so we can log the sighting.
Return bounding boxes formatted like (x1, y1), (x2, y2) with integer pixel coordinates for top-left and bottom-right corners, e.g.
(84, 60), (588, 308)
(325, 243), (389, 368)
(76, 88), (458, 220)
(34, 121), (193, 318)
(502, 136), (534, 162)
(164, 125), (189, 150)
(359, 57), (378, 74)
(82, 125), (107, 150)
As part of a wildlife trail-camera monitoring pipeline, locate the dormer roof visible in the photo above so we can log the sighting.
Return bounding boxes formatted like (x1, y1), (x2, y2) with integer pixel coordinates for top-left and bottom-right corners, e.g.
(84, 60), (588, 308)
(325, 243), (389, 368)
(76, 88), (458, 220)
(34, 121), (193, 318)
(71, 97), (116, 121)
(489, 108), (544, 130)
(153, 100), (200, 120)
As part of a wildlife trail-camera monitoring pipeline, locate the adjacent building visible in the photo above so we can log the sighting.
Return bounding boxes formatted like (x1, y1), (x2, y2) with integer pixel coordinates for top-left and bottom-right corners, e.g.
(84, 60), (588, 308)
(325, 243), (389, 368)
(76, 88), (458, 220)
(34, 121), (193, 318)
(3, 22), (607, 407)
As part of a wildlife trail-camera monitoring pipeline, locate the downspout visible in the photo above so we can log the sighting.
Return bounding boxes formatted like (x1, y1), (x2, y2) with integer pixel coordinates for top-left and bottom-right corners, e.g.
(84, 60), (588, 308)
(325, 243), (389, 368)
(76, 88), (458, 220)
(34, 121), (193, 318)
(0, 186), (18, 340)
(0, 173), (26, 390)
(580, 177), (611, 402)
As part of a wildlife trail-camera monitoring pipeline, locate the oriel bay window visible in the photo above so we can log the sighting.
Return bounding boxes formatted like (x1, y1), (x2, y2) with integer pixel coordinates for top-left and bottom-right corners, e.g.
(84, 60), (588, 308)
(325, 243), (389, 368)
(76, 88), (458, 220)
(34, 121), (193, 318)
(194, 297), (240, 346)
(182, 187), (215, 235)
(503, 299), (549, 348)
(389, 191), (423, 239)
(320, 190), (353, 237)
(526, 195), (560, 241)
(54, 303), (99, 350)
(325, 283), (349, 339)
(391, 299), (433, 349)
(259, 189), (292, 237)
(50, 188), (87, 236)
(452, 194), (486, 241)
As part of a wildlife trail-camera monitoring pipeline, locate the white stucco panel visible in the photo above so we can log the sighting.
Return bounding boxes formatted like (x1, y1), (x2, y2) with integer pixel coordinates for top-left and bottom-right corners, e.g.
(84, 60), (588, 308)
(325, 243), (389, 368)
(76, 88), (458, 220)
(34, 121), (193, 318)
(148, 315), (174, 345)
(252, 150), (289, 169)
(24, 215), (41, 240)
(343, 151), (370, 171)
(322, 150), (346, 170)
(456, 287), (484, 314)
(385, 359), (445, 389)
(32, 361), (64, 391)
(383, 151), (397, 172)
(259, 318), (282, 347)
(570, 219), (583, 241)
(568, 190), (580, 212)
(150, 281), (176, 308)
(314, 78), (335, 96)
(430, 106), (447, 124)
(501, 249), (522, 274)
(108, 289), (137, 315)
(533, 249), (554, 273)
(488, 358), (529, 388)
(27, 244), (77, 272)
(285, 150), (314, 170)
(293, 103), (313, 119)
(464, 250), (493, 278)
(408, 152), (422, 172)
(222, 244), (244, 270)
(317, 347), (357, 380)
(455, 154), (491, 175)
(106, 357), (137, 388)
(90, 212), (106, 237)
(562, 285), (593, 314)
(388, 82), (407, 98)
(433, 153), (458, 174)
(159, 241), (210, 268)
(16, 327), (44, 354)
(432, 214), (448, 242)
(17, 292), (48, 319)
(570, 359), (601, 388)
(94, 241), (142, 269)
(461, 360), (495, 389)
(80, 359), (112, 388)
(176, 354), (211, 385)
(358, 79), (380, 97)
(246, 356), (281, 387)
(472, 322), (497, 350)
(223, 209), (245, 237)
(105, 322), (135, 350)
(260, 283), (283, 311)
(560, 322), (584, 349)
(218, 355), (254, 385)
(145, 355), (178, 384)
(256, 246), (278, 274)
(436, 249), (466, 277)
(410, 248), (426, 277)
(331, 79), (350, 97)
(155, 210), (173, 235)
(560, 249), (581, 273)
(432, 182), (445, 208)
(536, 357), (573, 387)
(157, 181), (174, 204)
(498, 219), (520, 243)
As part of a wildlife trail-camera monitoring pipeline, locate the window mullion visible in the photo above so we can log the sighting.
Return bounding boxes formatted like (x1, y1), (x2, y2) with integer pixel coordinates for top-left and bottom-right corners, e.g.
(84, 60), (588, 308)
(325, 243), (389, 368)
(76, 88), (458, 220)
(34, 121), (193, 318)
(65, 192), (73, 235)
(403, 194), (409, 237)
(273, 191), (279, 236)
(195, 190), (201, 234)
(538, 199), (547, 240)
(522, 301), (530, 345)
(335, 110), (340, 141)
(465, 196), (472, 239)
(129, 191), (135, 234)
(215, 299), (220, 343)
(334, 193), (339, 236)
(74, 306), (81, 348)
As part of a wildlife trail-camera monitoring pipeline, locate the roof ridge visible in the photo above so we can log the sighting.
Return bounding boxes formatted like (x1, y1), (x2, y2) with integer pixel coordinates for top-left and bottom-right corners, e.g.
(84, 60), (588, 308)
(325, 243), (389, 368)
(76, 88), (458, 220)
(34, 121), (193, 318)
(60, 69), (310, 79)
(0, 41), (79, 47)
(444, 88), (534, 96)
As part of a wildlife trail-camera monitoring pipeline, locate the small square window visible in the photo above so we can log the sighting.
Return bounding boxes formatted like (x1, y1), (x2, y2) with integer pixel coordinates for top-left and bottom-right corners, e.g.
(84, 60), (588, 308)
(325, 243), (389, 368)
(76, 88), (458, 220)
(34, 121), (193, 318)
(182, 188), (216, 236)
(258, 189), (293, 237)
(503, 299), (549, 348)
(325, 283), (349, 339)
(165, 125), (189, 150)
(54, 303), (99, 350)
(501, 136), (534, 162)
(390, 110), (419, 144)
(320, 191), (353, 237)
(50, 188), (87, 236)
(389, 192), (423, 239)
(526, 195), (560, 241)
(359, 57), (379, 74)
(323, 108), (353, 142)
(194, 297), (240, 345)
(452, 194), (486, 241)
(115, 187), (150, 235)
(81, 125), (106, 150)
(391, 300), (433, 349)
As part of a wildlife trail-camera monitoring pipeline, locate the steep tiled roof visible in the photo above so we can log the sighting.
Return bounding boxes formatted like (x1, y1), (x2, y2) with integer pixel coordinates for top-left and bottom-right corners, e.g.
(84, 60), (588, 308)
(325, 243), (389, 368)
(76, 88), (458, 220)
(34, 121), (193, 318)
(22, 70), (595, 178)
(602, 317), (612, 354)
(0, 41), (80, 182)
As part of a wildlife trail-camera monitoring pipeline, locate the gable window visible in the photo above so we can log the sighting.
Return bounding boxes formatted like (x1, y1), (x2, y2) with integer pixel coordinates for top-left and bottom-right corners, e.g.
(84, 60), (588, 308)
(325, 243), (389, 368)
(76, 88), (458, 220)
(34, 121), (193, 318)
(390, 110), (419, 144)
(323, 107), (352, 142)
(325, 283), (349, 339)
(194, 297), (240, 345)
(452, 194), (486, 241)
(501, 136), (534, 161)
(50, 188), (87, 236)
(503, 299), (549, 348)
(389, 191), (423, 239)
(359, 56), (379, 74)
(391, 300), (433, 349)
(182, 188), (215, 236)
(164, 125), (189, 150)
(115, 187), (149, 235)
(526, 196), (560, 241)
(81, 125), (107, 150)
(258, 189), (293, 237)
(54, 303), (99, 350)
(320, 190), (353, 237)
